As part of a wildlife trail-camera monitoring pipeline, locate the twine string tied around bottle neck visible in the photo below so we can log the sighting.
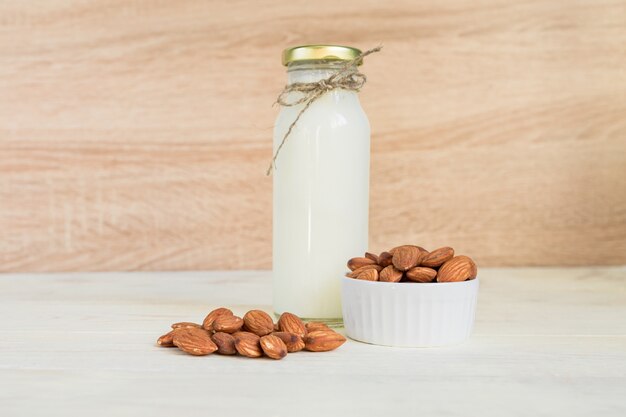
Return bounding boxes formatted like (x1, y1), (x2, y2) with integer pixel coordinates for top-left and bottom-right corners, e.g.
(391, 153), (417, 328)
(266, 46), (382, 176)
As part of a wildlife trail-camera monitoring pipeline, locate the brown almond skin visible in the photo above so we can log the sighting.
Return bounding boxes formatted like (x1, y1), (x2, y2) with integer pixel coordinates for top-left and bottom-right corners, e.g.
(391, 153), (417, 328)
(213, 314), (244, 333)
(392, 245), (423, 271)
(347, 257), (377, 271)
(272, 332), (305, 352)
(378, 251), (393, 267)
(355, 268), (378, 281)
(171, 322), (203, 329)
(406, 266), (438, 283)
(437, 255), (478, 282)
(172, 328), (217, 356)
(305, 322), (331, 333)
(260, 335), (288, 360)
(157, 330), (176, 347)
(211, 332), (237, 355)
(202, 307), (233, 331)
(345, 264), (382, 278)
(278, 312), (307, 338)
(364, 252), (379, 263)
(233, 331), (263, 357)
(243, 310), (274, 336)
(389, 245), (426, 255)
(304, 330), (347, 352)
(421, 247), (455, 268)
(379, 265), (403, 282)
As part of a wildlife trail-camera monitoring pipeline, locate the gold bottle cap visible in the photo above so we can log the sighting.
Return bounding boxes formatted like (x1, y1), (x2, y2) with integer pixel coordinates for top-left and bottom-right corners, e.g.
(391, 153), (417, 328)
(282, 45), (362, 66)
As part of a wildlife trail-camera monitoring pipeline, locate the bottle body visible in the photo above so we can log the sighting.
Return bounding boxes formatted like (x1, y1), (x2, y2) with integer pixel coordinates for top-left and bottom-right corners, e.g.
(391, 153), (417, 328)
(272, 63), (370, 320)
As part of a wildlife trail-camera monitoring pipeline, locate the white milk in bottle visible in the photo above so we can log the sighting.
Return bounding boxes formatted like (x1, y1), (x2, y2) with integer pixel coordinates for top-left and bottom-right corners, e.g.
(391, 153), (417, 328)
(272, 45), (371, 323)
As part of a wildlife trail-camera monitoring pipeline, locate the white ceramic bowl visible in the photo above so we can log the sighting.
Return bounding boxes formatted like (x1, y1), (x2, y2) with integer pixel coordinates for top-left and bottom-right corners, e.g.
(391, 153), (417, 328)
(341, 276), (479, 347)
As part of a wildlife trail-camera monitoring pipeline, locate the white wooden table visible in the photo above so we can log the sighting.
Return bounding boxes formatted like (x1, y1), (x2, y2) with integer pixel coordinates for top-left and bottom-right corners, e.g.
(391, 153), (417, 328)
(1, 268), (625, 417)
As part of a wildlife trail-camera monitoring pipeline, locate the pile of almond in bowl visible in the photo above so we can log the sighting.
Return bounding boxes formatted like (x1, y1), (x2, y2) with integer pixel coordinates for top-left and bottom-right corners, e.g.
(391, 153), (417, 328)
(156, 308), (345, 360)
(346, 245), (477, 283)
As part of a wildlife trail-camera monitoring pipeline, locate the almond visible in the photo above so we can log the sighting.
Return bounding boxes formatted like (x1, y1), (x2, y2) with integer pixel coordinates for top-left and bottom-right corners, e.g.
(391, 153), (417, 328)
(437, 255), (477, 282)
(378, 251), (393, 267)
(213, 314), (244, 333)
(392, 245), (423, 271)
(202, 307), (233, 331)
(157, 330), (175, 347)
(233, 331), (262, 357)
(421, 247), (455, 268)
(272, 331), (305, 352)
(305, 322), (331, 333)
(211, 332), (237, 355)
(278, 312), (307, 338)
(355, 268), (378, 281)
(379, 265), (403, 282)
(304, 330), (347, 352)
(364, 252), (379, 263)
(345, 264), (382, 278)
(260, 335), (288, 360)
(406, 266), (437, 282)
(243, 310), (274, 336)
(390, 245), (426, 255)
(171, 322), (202, 329)
(172, 328), (217, 356)
(347, 257), (377, 271)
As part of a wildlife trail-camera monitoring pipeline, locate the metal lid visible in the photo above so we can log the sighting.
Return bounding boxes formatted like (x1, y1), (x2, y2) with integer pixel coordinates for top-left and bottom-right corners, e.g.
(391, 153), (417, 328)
(282, 45), (362, 66)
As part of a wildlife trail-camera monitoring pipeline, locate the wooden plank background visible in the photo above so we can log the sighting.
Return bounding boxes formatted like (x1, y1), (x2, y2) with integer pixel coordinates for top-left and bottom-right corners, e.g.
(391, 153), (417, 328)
(0, 0), (625, 272)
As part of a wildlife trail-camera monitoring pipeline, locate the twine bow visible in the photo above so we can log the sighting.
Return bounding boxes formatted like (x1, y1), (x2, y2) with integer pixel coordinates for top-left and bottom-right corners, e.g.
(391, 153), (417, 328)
(266, 46), (382, 176)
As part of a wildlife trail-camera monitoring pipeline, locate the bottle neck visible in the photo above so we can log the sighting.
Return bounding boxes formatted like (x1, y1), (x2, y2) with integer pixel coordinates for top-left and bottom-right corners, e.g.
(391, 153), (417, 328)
(286, 61), (345, 84)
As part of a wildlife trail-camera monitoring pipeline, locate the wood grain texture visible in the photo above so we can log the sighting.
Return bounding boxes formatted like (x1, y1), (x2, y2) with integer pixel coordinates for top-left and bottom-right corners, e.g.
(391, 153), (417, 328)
(0, 0), (625, 271)
(0, 268), (625, 416)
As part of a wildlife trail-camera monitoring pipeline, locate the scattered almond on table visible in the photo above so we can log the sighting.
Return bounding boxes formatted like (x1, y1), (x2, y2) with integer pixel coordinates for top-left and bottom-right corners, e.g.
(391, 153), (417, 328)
(157, 308), (346, 359)
(346, 245), (477, 283)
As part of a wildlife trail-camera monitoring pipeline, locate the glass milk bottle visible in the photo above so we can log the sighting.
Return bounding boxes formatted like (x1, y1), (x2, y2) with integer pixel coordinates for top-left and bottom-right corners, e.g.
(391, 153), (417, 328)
(273, 45), (370, 322)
